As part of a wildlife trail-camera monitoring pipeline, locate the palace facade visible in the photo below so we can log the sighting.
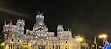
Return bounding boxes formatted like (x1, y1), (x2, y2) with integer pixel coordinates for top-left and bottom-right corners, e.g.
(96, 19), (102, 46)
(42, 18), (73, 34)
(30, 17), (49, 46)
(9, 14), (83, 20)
(3, 12), (80, 49)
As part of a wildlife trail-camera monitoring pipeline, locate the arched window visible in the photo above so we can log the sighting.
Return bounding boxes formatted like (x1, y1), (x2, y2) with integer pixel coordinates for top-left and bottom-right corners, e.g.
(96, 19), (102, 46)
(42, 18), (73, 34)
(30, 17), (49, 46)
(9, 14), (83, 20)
(66, 41), (67, 44)
(59, 46), (60, 49)
(12, 39), (13, 42)
(38, 28), (43, 31)
(18, 40), (19, 42)
(53, 45), (54, 49)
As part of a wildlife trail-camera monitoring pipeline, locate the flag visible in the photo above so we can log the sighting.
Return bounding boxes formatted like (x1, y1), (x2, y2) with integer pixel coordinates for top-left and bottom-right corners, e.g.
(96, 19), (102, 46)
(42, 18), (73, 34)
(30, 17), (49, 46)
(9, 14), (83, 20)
(103, 47), (105, 49)
(94, 37), (96, 44)
(103, 41), (111, 49)
(103, 46), (111, 49)
(107, 47), (111, 49)
(105, 41), (110, 47)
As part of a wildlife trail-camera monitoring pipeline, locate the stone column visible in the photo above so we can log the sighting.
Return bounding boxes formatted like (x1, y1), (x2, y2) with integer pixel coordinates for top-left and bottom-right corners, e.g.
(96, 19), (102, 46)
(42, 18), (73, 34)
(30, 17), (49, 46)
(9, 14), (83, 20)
(36, 45), (38, 49)
(12, 44), (13, 49)
(5, 44), (9, 49)
(10, 45), (11, 49)
(58, 45), (59, 49)
(28, 43), (32, 49)
(34, 44), (35, 49)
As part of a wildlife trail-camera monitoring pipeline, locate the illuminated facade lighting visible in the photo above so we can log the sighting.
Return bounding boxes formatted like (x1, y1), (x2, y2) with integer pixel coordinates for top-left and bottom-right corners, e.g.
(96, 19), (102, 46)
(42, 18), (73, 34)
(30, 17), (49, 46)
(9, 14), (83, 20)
(3, 12), (80, 49)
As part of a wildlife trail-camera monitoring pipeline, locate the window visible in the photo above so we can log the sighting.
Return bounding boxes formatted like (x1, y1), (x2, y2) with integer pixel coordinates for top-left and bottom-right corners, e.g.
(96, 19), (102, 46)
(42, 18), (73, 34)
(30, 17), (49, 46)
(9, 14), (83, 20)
(18, 40), (19, 42)
(11, 45), (12, 49)
(19, 25), (22, 29)
(65, 38), (66, 40)
(32, 33), (34, 35)
(66, 41), (67, 44)
(38, 28), (43, 31)
(9, 45), (11, 49)
(59, 46), (60, 49)
(41, 33), (43, 36)
(53, 45), (54, 49)
(38, 33), (40, 36)
(12, 39), (13, 42)
(51, 35), (53, 37)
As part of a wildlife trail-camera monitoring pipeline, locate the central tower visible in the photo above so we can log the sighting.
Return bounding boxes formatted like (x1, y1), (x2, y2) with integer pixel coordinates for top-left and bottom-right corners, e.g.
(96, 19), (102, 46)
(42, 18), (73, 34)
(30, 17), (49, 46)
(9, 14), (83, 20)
(33, 12), (48, 32)
(36, 12), (44, 25)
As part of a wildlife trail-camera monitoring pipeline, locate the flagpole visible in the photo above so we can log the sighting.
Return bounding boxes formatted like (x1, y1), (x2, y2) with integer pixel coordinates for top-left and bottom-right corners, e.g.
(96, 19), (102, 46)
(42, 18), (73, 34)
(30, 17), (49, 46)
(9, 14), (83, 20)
(96, 43), (97, 49)
(94, 37), (97, 49)
(105, 38), (107, 49)
(87, 43), (89, 49)
(85, 43), (86, 49)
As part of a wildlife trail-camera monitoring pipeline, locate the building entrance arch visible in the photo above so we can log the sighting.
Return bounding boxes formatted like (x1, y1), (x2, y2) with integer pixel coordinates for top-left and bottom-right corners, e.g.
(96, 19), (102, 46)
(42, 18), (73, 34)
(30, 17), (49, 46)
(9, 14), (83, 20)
(38, 45), (45, 49)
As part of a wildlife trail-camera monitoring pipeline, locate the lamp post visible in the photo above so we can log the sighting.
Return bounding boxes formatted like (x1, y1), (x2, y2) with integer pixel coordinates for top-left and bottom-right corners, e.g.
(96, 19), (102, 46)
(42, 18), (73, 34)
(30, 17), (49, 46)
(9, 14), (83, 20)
(76, 36), (83, 49)
(91, 45), (94, 49)
(99, 34), (107, 48)
(99, 34), (107, 45)
(99, 46), (102, 49)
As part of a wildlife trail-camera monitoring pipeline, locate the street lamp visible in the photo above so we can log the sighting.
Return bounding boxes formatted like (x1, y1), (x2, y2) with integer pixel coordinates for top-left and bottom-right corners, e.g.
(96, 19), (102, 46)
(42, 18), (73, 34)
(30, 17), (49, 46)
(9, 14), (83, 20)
(99, 46), (102, 49)
(91, 45), (94, 49)
(98, 34), (107, 47)
(76, 36), (83, 49)
(76, 37), (83, 42)
(99, 34), (107, 39)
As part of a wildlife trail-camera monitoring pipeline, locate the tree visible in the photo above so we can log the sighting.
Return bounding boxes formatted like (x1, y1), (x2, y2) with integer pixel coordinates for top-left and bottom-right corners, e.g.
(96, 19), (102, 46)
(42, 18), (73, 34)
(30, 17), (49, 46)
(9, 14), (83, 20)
(0, 31), (5, 49)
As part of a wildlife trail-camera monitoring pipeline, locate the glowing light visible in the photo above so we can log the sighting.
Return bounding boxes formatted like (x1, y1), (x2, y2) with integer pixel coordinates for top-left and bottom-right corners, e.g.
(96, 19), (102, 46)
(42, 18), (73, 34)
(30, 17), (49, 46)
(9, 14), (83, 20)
(92, 45), (94, 47)
(99, 35), (102, 38)
(19, 27), (22, 29)
(76, 37), (83, 42)
(6, 44), (9, 49)
(28, 43), (31, 46)
(1, 43), (5, 46)
(44, 30), (46, 32)
(99, 46), (102, 48)
(40, 15), (43, 18)
(99, 34), (107, 38)
(81, 42), (86, 46)
(19, 32), (21, 34)
(21, 45), (28, 48)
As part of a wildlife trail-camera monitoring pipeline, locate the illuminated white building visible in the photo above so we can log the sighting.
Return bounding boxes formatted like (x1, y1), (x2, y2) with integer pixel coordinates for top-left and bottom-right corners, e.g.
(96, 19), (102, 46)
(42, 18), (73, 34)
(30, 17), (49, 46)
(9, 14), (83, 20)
(3, 12), (80, 49)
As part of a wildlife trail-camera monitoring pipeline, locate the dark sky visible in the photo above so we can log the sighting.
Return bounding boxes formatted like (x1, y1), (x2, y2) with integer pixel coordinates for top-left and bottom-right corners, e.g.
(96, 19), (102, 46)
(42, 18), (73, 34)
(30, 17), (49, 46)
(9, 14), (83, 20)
(0, 0), (111, 42)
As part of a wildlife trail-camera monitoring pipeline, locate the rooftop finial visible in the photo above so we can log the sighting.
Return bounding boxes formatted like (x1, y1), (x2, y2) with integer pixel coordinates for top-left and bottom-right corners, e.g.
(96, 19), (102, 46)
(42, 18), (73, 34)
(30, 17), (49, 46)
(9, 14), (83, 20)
(37, 11), (43, 15)
(19, 18), (21, 20)
(70, 29), (71, 31)
(41, 11), (43, 15)
(68, 28), (69, 31)
(10, 20), (12, 25)
(4, 21), (6, 25)
(38, 11), (40, 15)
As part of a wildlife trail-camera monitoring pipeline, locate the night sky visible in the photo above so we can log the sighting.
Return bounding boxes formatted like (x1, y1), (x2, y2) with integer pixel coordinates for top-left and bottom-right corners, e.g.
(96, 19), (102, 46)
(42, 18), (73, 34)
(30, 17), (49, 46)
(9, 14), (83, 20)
(0, 0), (111, 43)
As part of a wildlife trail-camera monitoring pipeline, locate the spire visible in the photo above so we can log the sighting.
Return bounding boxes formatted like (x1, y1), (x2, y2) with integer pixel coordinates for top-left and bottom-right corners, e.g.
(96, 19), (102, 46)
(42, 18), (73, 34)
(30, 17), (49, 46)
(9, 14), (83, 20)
(38, 11), (40, 15)
(57, 25), (64, 32)
(37, 11), (43, 15)
(41, 11), (43, 15)
(70, 29), (71, 31)
(19, 18), (21, 20)
(68, 28), (69, 31)
(4, 21), (6, 25)
(10, 20), (12, 25)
